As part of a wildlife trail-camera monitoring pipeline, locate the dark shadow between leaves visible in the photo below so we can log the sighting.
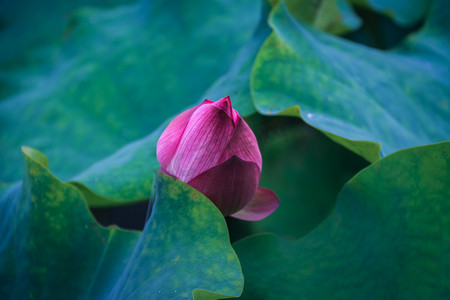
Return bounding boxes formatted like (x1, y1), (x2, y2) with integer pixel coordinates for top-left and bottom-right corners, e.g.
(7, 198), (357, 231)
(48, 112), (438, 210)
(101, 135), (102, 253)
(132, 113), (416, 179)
(343, 6), (424, 50)
(90, 200), (149, 231)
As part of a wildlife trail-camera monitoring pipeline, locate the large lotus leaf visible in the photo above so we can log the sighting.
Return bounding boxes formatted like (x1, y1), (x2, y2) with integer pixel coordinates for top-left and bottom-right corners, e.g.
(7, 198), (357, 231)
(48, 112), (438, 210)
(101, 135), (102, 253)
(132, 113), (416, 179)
(244, 115), (368, 238)
(71, 123), (164, 206)
(233, 141), (450, 299)
(0, 0), (133, 73)
(251, 0), (450, 162)
(203, 0), (360, 116)
(0, 0), (261, 183)
(0, 0), (138, 60)
(0, 148), (243, 299)
(0, 147), (141, 299)
(109, 170), (243, 299)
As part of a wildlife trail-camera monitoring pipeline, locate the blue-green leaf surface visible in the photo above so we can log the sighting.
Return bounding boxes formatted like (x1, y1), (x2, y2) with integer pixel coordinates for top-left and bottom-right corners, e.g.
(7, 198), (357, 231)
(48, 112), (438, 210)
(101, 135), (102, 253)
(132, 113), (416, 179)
(109, 171), (243, 299)
(251, 0), (450, 161)
(0, 148), (242, 299)
(234, 141), (450, 299)
(0, 0), (261, 183)
(0, 147), (141, 299)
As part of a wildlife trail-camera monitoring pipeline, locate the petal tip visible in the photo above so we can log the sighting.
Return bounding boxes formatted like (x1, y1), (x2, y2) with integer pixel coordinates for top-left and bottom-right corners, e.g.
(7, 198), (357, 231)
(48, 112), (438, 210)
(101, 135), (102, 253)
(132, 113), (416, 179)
(212, 96), (233, 119)
(231, 187), (280, 221)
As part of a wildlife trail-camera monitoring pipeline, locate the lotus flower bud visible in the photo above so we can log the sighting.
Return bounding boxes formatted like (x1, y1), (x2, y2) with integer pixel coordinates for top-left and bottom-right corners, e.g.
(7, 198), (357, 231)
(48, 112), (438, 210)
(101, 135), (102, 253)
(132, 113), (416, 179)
(156, 96), (279, 221)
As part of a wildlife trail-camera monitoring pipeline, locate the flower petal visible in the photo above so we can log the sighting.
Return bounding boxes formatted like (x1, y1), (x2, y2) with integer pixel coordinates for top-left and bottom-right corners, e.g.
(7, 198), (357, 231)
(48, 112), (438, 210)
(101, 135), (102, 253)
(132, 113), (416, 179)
(167, 103), (234, 182)
(219, 118), (262, 171)
(212, 96), (233, 118)
(211, 96), (240, 125)
(156, 100), (212, 169)
(231, 187), (280, 221)
(188, 155), (260, 216)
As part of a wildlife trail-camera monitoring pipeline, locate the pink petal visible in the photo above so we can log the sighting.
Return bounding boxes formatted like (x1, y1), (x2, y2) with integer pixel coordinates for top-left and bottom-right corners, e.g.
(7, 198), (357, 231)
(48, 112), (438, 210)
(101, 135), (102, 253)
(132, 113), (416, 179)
(212, 96), (233, 120)
(231, 187), (280, 221)
(188, 155), (260, 217)
(219, 118), (262, 171)
(156, 100), (212, 169)
(211, 96), (240, 125)
(167, 103), (235, 182)
(231, 109), (240, 125)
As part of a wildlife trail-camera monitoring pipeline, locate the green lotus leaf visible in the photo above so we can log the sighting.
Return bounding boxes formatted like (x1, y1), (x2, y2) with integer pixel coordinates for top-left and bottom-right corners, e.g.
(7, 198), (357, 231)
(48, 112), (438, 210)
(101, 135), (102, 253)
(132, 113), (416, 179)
(109, 171), (243, 299)
(251, 0), (450, 162)
(234, 141), (450, 299)
(203, 0), (361, 117)
(0, 147), (141, 298)
(0, 148), (243, 299)
(0, 0), (133, 70)
(71, 124), (164, 206)
(0, 0), (261, 184)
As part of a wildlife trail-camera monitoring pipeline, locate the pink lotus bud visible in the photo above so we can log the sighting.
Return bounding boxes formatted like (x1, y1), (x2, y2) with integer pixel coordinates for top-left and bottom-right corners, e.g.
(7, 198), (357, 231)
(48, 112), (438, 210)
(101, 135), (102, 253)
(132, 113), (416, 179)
(156, 96), (279, 221)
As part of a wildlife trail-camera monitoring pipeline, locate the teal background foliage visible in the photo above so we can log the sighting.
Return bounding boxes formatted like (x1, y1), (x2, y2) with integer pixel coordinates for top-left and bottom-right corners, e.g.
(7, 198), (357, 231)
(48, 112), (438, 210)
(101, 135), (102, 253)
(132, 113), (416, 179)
(1, 0), (449, 299)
